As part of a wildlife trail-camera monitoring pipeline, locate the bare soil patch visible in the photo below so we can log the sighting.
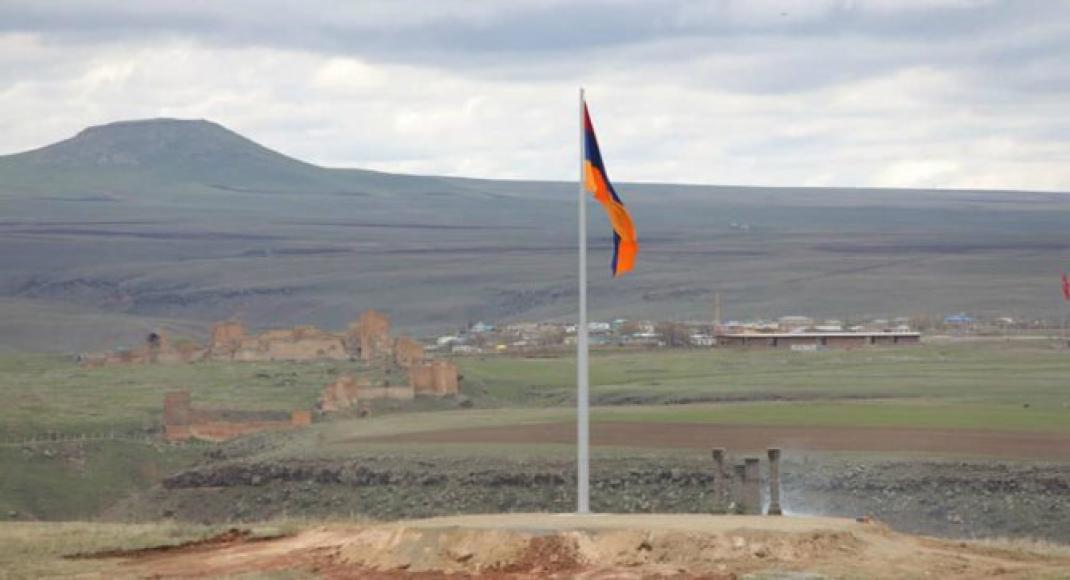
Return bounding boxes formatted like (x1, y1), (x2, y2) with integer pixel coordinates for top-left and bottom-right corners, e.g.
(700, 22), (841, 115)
(365, 421), (1070, 459)
(65, 528), (284, 560)
(101, 514), (1070, 579)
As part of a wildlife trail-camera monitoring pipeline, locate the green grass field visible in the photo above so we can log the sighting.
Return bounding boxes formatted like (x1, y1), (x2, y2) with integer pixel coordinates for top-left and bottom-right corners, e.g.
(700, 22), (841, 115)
(459, 342), (1070, 408)
(0, 355), (373, 438)
(0, 441), (203, 520)
(2, 341), (1068, 440)
(1, 341), (1068, 522)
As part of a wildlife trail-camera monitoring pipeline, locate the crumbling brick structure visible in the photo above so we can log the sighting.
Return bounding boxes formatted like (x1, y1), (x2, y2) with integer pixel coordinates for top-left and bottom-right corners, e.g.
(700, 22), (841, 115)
(358, 310), (392, 361)
(210, 320), (247, 353)
(394, 337), (425, 368)
(319, 374), (414, 413)
(204, 320), (351, 362)
(320, 375), (366, 412)
(83, 309), (412, 367)
(409, 360), (460, 396)
(162, 390), (312, 442)
(81, 330), (206, 368)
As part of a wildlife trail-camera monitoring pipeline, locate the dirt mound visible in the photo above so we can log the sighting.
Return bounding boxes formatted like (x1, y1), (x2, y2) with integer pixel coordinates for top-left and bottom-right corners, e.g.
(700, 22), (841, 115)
(104, 514), (1070, 578)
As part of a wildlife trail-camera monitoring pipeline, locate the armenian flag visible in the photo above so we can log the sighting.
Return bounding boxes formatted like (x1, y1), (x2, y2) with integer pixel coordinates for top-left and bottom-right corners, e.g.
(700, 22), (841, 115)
(582, 102), (638, 277)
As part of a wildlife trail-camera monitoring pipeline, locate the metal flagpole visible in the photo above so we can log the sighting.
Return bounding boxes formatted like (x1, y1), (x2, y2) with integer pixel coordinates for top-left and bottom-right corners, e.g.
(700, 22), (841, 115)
(577, 87), (590, 514)
(1062, 274), (1068, 348)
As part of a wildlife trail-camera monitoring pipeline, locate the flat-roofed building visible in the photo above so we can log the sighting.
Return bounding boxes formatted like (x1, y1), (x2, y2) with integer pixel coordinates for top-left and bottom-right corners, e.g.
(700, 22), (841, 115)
(716, 331), (920, 350)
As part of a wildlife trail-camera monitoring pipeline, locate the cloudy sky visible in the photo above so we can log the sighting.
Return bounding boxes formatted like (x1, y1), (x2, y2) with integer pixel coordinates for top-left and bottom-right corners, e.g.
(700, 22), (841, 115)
(1, 0), (1068, 191)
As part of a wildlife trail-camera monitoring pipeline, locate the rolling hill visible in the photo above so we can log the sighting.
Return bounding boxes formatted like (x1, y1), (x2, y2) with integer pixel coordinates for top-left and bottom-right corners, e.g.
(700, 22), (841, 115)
(1, 118), (1069, 352)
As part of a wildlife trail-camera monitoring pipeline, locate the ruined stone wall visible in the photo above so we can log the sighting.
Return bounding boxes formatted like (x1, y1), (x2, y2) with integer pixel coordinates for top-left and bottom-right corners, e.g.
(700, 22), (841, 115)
(263, 336), (348, 361)
(431, 360), (459, 395)
(80, 349), (147, 368)
(409, 364), (435, 394)
(162, 391), (311, 442)
(409, 360), (459, 396)
(164, 425), (192, 440)
(320, 375), (365, 412)
(359, 386), (415, 400)
(345, 320), (362, 356)
(394, 337), (425, 368)
(221, 326), (349, 362)
(84, 308), (414, 367)
(210, 320), (247, 355)
(359, 310), (391, 361)
(183, 420), (296, 442)
(320, 374), (415, 413)
(83, 330), (204, 367)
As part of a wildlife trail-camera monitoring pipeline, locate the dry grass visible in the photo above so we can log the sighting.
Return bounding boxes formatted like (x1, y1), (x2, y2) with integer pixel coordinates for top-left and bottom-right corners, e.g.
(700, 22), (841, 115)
(966, 536), (1070, 559)
(0, 521), (290, 579)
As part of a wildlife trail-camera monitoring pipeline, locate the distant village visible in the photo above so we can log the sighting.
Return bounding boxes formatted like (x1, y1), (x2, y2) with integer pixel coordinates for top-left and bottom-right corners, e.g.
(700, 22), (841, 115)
(432, 312), (1055, 354)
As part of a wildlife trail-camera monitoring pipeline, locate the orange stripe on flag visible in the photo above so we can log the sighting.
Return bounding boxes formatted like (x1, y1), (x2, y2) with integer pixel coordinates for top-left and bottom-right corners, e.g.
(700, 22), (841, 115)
(584, 161), (638, 276)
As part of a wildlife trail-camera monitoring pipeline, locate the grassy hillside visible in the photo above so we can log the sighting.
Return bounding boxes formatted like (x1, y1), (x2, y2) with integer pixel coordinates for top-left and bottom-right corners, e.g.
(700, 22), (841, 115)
(0, 441), (202, 520)
(2, 118), (1070, 353)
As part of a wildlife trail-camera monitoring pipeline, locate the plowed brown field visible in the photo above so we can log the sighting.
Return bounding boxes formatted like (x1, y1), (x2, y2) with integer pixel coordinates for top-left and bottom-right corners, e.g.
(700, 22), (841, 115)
(363, 421), (1070, 459)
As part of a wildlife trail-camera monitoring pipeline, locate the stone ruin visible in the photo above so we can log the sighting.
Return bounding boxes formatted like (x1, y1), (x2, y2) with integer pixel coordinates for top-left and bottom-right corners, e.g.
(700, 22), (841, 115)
(80, 330), (207, 368)
(356, 309), (392, 361)
(318, 357), (460, 414)
(163, 390), (312, 442)
(711, 447), (783, 516)
(407, 359), (460, 396)
(394, 336), (425, 368)
(318, 374), (414, 413)
(207, 321), (349, 362)
(80, 309), (429, 366)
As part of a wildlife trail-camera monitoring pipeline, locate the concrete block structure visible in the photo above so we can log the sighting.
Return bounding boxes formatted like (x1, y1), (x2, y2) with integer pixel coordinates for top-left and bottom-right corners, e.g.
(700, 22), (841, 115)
(743, 458), (762, 515)
(710, 447), (783, 516)
(716, 331), (920, 350)
(767, 448), (783, 515)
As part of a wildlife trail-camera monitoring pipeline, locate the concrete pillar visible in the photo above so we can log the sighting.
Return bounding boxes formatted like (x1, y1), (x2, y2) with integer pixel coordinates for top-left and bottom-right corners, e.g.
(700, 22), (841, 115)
(743, 457), (761, 515)
(711, 448), (726, 513)
(767, 448), (783, 515)
(732, 463), (746, 513)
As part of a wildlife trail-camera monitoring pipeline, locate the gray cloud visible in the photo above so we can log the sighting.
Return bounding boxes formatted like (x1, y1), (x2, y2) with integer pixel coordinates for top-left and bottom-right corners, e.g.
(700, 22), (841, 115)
(1, 0), (1068, 191)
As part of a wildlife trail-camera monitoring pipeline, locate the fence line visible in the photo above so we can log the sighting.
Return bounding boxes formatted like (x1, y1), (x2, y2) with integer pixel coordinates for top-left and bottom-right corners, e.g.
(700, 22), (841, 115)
(0, 430), (195, 447)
